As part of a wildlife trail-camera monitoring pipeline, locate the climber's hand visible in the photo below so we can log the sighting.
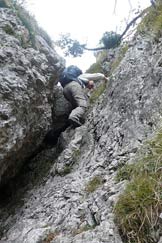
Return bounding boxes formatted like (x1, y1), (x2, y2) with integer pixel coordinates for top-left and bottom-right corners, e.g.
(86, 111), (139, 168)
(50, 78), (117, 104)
(104, 76), (109, 82)
(87, 80), (94, 90)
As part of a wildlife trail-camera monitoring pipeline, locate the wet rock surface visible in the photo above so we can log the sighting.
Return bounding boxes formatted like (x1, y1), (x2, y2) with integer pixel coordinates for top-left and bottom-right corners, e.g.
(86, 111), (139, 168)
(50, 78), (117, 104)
(1, 7), (162, 243)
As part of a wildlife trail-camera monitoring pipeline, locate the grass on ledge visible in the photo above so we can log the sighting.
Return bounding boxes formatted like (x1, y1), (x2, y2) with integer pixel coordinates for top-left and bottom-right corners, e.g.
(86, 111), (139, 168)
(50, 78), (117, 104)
(114, 130), (162, 243)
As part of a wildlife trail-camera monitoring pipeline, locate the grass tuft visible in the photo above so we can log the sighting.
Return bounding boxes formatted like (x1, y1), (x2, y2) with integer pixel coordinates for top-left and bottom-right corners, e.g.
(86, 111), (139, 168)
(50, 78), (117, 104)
(85, 176), (103, 193)
(137, 0), (162, 39)
(114, 130), (162, 243)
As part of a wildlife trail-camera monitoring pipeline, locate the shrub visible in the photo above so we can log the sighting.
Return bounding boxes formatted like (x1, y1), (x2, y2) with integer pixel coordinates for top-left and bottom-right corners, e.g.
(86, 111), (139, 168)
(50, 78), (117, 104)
(100, 31), (121, 49)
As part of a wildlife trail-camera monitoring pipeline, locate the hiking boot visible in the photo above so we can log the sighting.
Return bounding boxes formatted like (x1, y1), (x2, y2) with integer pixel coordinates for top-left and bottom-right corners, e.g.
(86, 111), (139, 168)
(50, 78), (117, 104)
(68, 117), (82, 128)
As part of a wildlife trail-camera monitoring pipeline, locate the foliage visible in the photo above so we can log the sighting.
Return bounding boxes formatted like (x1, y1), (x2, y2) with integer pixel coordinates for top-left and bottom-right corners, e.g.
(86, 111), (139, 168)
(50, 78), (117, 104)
(55, 33), (84, 57)
(137, 0), (162, 38)
(85, 176), (103, 193)
(114, 130), (162, 243)
(55, 31), (122, 57)
(55, 9), (145, 58)
(100, 31), (121, 49)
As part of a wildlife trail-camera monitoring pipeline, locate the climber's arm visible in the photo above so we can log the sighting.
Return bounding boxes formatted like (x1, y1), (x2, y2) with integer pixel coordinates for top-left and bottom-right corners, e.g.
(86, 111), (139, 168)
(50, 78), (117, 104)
(78, 73), (108, 87)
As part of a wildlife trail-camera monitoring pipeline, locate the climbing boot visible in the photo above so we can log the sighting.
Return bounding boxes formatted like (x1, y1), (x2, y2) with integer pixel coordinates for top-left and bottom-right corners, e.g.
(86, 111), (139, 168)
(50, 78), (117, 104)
(68, 117), (82, 128)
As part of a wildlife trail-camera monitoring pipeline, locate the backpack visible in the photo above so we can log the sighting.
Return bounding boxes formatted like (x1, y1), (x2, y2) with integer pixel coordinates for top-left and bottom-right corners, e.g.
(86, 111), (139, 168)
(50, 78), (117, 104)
(59, 65), (82, 87)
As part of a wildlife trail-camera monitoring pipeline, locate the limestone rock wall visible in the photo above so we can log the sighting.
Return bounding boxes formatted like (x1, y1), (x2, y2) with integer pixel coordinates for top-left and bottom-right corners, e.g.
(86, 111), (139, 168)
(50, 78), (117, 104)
(0, 32), (162, 242)
(0, 8), (65, 185)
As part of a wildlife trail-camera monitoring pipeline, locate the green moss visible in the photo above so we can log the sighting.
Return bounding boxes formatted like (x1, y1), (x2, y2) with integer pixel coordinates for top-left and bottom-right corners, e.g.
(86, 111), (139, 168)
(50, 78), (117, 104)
(137, 1), (162, 38)
(3, 24), (15, 35)
(114, 130), (162, 243)
(59, 165), (72, 176)
(89, 82), (106, 104)
(85, 176), (103, 193)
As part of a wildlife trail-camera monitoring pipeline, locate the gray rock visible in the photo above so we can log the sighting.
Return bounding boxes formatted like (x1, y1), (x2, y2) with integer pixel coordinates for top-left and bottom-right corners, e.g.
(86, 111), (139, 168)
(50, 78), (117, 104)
(0, 8), (65, 185)
(1, 9), (162, 243)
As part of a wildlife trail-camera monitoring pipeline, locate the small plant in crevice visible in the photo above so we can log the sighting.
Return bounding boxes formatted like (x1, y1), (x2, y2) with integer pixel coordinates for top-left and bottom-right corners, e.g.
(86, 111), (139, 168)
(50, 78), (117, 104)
(59, 165), (73, 176)
(114, 130), (162, 243)
(2, 24), (15, 35)
(43, 231), (59, 243)
(72, 224), (96, 236)
(89, 82), (106, 104)
(85, 176), (104, 194)
(111, 44), (128, 72)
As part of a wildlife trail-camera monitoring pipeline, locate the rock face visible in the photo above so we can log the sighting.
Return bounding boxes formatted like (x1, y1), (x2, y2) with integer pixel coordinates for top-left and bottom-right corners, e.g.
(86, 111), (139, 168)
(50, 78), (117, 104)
(0, 30), (162, 242)
(1, 6), (162, 243)
(0, 8), (65, 185)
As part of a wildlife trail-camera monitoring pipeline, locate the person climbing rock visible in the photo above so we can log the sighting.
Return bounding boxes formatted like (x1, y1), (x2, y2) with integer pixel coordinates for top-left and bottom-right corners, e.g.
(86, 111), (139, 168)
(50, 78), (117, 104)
(59, 65), (108, 127)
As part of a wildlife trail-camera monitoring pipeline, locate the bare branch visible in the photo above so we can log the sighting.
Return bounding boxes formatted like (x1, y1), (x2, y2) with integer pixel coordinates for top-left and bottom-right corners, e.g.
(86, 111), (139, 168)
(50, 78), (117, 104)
(113, 0), (118, 14)
(120, 10), (146, 39)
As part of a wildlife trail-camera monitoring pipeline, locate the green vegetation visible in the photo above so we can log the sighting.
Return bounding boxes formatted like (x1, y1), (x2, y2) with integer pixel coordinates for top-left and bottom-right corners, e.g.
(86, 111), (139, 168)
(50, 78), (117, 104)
(89, 82), (106, 104)
(115, 163), (136, 182)
(85, 176), (103, 193)
(55, 30), (122, 58)
(138, 0), (162, 38)
(72, 224), (96, 236)
(43, 231), (59, 243)
(111, 44), (128, 72)
(72, 148), (81, 159)
(3, 24), (14, 35)
(86, 62), (103, 74)
(114, 130), (162, 243)
(59, 165), (73, 176)
(15, 4), (52, 47)
(100, 31), (121, 49)
(0, 0), (53, 48)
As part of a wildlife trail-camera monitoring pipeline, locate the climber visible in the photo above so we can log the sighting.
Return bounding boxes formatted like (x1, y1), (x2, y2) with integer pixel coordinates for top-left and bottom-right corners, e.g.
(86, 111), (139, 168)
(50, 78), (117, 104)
(59, 65), (108, 127)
